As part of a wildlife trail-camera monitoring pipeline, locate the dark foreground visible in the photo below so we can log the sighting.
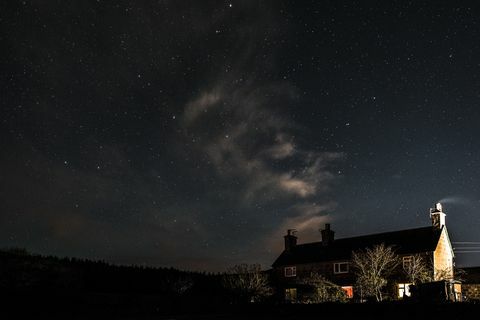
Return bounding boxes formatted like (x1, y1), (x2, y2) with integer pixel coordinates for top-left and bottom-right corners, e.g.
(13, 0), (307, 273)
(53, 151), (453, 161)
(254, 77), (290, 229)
(1, 251), (479, 319)
(1, 293), (479, 320)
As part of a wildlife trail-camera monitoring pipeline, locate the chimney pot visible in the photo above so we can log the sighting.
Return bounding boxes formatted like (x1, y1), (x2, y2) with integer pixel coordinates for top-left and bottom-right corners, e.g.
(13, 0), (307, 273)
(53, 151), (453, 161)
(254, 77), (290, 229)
(320, 223), (335, 246)
(284, 229), (297, 251)
(430, 203), (446, 229)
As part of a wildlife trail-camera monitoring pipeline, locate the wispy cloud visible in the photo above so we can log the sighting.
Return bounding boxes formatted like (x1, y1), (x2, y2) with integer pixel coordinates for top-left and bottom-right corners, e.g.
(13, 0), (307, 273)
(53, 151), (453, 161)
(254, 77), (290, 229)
(264, 134), (295, 160)
(183, 90), (222, 125)
(264, 202), (336, 254)
(181, 79), (344, 266)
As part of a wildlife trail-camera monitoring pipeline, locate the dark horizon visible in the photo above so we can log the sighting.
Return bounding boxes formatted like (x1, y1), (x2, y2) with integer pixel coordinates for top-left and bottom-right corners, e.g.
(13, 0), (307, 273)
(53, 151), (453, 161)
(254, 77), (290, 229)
(2, 1), (480, 271)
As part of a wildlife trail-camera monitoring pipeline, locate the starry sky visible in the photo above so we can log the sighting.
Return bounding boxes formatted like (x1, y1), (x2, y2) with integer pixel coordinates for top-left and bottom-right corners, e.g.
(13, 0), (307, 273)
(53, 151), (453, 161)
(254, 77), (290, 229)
(2, 1), (480, 271)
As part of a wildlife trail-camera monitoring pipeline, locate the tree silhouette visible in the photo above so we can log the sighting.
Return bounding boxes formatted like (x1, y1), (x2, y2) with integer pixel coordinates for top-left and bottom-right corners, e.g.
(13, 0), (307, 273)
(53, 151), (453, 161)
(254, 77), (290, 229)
(296, 272), (347, 303)
(352, 243), (399, 302)
(403, 254), (432, 285)
(222, 264), (272, 303)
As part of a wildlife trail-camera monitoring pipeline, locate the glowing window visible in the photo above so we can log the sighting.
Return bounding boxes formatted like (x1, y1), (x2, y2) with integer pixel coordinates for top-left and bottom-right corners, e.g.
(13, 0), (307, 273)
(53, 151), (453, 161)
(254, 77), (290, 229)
(285, 288), (297, 302)
(398, 283), (412, 298)
(341, 286), (354, 298)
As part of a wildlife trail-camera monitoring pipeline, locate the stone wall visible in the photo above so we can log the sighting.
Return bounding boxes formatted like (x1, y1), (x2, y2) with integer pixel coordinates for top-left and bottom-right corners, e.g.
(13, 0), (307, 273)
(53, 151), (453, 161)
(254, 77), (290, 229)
(433, 228), (454, 279)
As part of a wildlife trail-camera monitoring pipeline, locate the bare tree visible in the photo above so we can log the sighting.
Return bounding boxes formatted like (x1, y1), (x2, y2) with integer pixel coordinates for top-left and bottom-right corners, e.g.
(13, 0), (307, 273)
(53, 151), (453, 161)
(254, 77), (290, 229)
(403, 254), (432, 284)
(434, 267), (454, 281)
(296, 272), (347, 303)
(352, 243), (399, 302)
(170, 276), (194, 295)
(222, 264), (272, 303)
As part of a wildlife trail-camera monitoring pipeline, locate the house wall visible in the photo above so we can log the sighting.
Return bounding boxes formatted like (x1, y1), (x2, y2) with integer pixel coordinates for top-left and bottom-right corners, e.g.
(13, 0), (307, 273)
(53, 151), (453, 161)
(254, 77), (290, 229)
(274, 250), (437, 302)
(274, 260), (355, 286)
(433, 228), (454, 279)
(273, 261), (356, 302)
(276, 252), (434, 282)
(275, 253), (431, 285)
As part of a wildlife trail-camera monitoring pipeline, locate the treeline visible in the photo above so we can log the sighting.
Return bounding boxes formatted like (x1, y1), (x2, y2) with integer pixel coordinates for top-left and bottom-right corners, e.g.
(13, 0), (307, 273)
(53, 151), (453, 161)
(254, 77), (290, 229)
(0, 248), (236, 310)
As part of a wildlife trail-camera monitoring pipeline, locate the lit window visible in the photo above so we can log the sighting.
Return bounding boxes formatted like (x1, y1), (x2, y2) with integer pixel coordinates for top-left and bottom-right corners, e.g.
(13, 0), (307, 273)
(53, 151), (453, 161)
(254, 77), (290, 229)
(284, 266), (296, 277)
(334, 262), (349, 274)
(403, 256), (413, 269)
(398, 283), (412, 298)
(341, 286), (354, 298)
(285, 288), (297, 302)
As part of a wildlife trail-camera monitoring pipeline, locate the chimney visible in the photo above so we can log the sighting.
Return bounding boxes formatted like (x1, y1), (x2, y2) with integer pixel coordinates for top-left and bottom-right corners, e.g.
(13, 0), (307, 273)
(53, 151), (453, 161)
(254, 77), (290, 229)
(430, 202), (446, 229)
(321, 223), (335, 246)
(284, 229), (297, 251)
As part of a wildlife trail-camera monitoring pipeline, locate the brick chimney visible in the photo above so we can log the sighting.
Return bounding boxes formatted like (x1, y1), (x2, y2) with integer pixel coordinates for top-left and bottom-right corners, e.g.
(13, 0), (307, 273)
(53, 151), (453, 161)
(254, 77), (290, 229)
(321, 223), (335, 246)
(284, 229), (297, 251)
(430, 202), (446, 229)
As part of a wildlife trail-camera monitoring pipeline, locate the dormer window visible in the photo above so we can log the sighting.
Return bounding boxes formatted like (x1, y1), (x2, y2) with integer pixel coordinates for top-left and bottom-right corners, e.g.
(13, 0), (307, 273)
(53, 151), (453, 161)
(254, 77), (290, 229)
(284, 266), (296, 277)
(333, 262), (349, 274)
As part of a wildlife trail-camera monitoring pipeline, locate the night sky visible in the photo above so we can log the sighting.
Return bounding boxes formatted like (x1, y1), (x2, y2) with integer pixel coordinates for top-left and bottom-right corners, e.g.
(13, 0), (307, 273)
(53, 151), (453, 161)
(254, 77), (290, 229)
(2, 1), (480, 271)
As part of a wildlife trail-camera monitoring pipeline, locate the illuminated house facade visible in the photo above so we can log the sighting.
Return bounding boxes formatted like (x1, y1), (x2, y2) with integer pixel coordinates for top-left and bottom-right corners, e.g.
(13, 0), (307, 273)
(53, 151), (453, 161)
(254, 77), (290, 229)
(272, 203), (455, 302)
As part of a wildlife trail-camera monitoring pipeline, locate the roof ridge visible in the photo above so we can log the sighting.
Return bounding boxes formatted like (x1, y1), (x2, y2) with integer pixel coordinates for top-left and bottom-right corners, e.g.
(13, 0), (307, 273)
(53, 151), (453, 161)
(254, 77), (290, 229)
(296, 225), (434, 247)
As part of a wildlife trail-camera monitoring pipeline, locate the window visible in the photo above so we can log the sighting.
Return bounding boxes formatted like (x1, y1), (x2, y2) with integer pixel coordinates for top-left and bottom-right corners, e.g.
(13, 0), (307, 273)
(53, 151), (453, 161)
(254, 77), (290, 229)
(398, 283), (412, 298)
(341, 286), (354, 299)
(403, 256), (413, 269)
(285, 288), (297, 302)
(333, 262), (349, 274)
(284, 266), (296, 277)
(453, 283), (462, 302)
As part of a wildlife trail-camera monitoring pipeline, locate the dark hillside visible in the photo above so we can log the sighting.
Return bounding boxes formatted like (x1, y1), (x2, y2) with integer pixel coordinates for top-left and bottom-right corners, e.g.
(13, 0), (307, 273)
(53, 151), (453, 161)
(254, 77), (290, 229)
(0, 248), (229, 313)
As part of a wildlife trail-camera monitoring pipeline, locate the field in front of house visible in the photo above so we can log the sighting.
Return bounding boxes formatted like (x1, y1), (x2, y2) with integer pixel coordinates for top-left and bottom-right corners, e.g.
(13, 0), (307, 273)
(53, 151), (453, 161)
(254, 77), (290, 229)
(1, 293), (480, 320)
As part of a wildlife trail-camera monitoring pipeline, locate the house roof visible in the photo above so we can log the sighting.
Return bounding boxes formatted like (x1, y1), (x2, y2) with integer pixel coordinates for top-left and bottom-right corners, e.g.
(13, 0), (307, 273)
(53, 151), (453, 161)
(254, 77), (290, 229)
(272, 226), (442, 267)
